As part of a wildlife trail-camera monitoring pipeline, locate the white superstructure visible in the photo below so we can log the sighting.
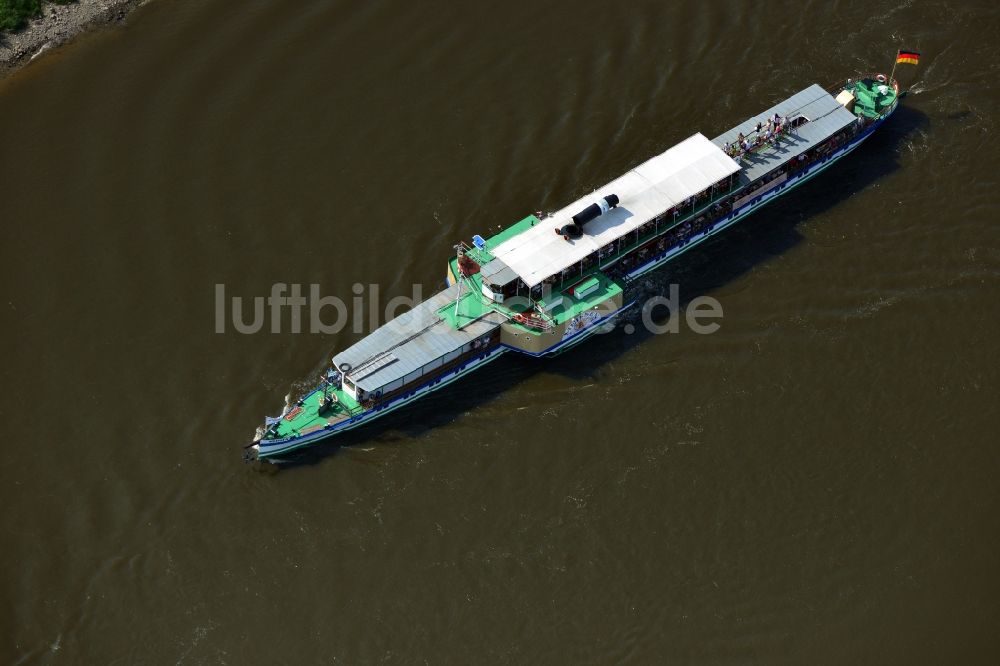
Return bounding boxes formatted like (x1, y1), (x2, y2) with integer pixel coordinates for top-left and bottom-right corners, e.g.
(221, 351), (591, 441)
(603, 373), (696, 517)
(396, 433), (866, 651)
(489, 133), (739, 288)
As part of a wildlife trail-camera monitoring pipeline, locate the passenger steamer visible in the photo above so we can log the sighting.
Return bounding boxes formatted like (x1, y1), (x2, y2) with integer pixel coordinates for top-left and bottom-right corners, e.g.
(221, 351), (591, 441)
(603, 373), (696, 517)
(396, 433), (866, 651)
(249, 74), (902, 461)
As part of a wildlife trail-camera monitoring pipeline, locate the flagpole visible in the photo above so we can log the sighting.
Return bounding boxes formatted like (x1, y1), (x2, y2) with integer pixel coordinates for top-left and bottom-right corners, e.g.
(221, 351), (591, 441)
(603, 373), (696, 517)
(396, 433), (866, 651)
(888, 49), (900, 84)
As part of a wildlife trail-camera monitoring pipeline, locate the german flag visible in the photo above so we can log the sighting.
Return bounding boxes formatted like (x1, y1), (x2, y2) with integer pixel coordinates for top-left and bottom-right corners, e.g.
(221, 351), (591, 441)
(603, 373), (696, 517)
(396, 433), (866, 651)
(896, 49), (921, 65)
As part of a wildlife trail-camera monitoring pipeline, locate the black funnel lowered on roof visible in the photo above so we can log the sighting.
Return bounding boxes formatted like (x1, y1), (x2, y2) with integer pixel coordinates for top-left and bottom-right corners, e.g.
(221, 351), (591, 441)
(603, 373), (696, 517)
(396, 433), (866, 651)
(571, 194), (619, 227)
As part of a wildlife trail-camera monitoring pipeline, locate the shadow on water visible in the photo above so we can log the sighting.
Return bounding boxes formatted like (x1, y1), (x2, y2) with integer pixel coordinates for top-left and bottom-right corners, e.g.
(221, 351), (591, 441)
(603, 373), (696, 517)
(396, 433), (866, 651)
(267, 103), (929, 470)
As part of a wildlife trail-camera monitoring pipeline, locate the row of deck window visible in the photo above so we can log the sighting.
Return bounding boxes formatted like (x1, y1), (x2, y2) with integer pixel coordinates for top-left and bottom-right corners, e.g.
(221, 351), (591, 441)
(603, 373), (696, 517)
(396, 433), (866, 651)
(515, 173), (740, 300)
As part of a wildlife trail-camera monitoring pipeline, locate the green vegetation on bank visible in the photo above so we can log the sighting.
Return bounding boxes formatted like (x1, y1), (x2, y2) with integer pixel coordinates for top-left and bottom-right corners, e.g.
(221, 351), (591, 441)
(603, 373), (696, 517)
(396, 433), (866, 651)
(1, 0), (74, 33)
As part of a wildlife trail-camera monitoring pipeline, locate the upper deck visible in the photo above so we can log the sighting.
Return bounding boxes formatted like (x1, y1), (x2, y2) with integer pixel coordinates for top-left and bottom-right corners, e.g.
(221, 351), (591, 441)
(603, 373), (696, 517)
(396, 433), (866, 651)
(711, 84), (859, 184)
(333, 284), (505, 394)
(476, 85), (861, 291)
(488, 134), (739, 288)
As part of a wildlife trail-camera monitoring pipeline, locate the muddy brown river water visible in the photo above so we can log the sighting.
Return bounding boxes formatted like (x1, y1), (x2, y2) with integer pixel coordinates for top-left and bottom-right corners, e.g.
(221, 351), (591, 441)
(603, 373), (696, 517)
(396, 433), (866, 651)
(2, 0), (999, 662)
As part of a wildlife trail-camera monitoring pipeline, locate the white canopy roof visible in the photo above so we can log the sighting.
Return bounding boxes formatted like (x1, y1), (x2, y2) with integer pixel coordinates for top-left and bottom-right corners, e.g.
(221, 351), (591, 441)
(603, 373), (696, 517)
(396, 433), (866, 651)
(489, 133), (740, 288)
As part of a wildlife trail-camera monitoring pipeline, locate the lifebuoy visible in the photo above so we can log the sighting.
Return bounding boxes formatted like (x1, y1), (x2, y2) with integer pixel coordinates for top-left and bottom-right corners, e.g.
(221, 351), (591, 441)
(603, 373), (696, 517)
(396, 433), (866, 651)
(876, 74), (886, 83)
(514, 313), (526, 323)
